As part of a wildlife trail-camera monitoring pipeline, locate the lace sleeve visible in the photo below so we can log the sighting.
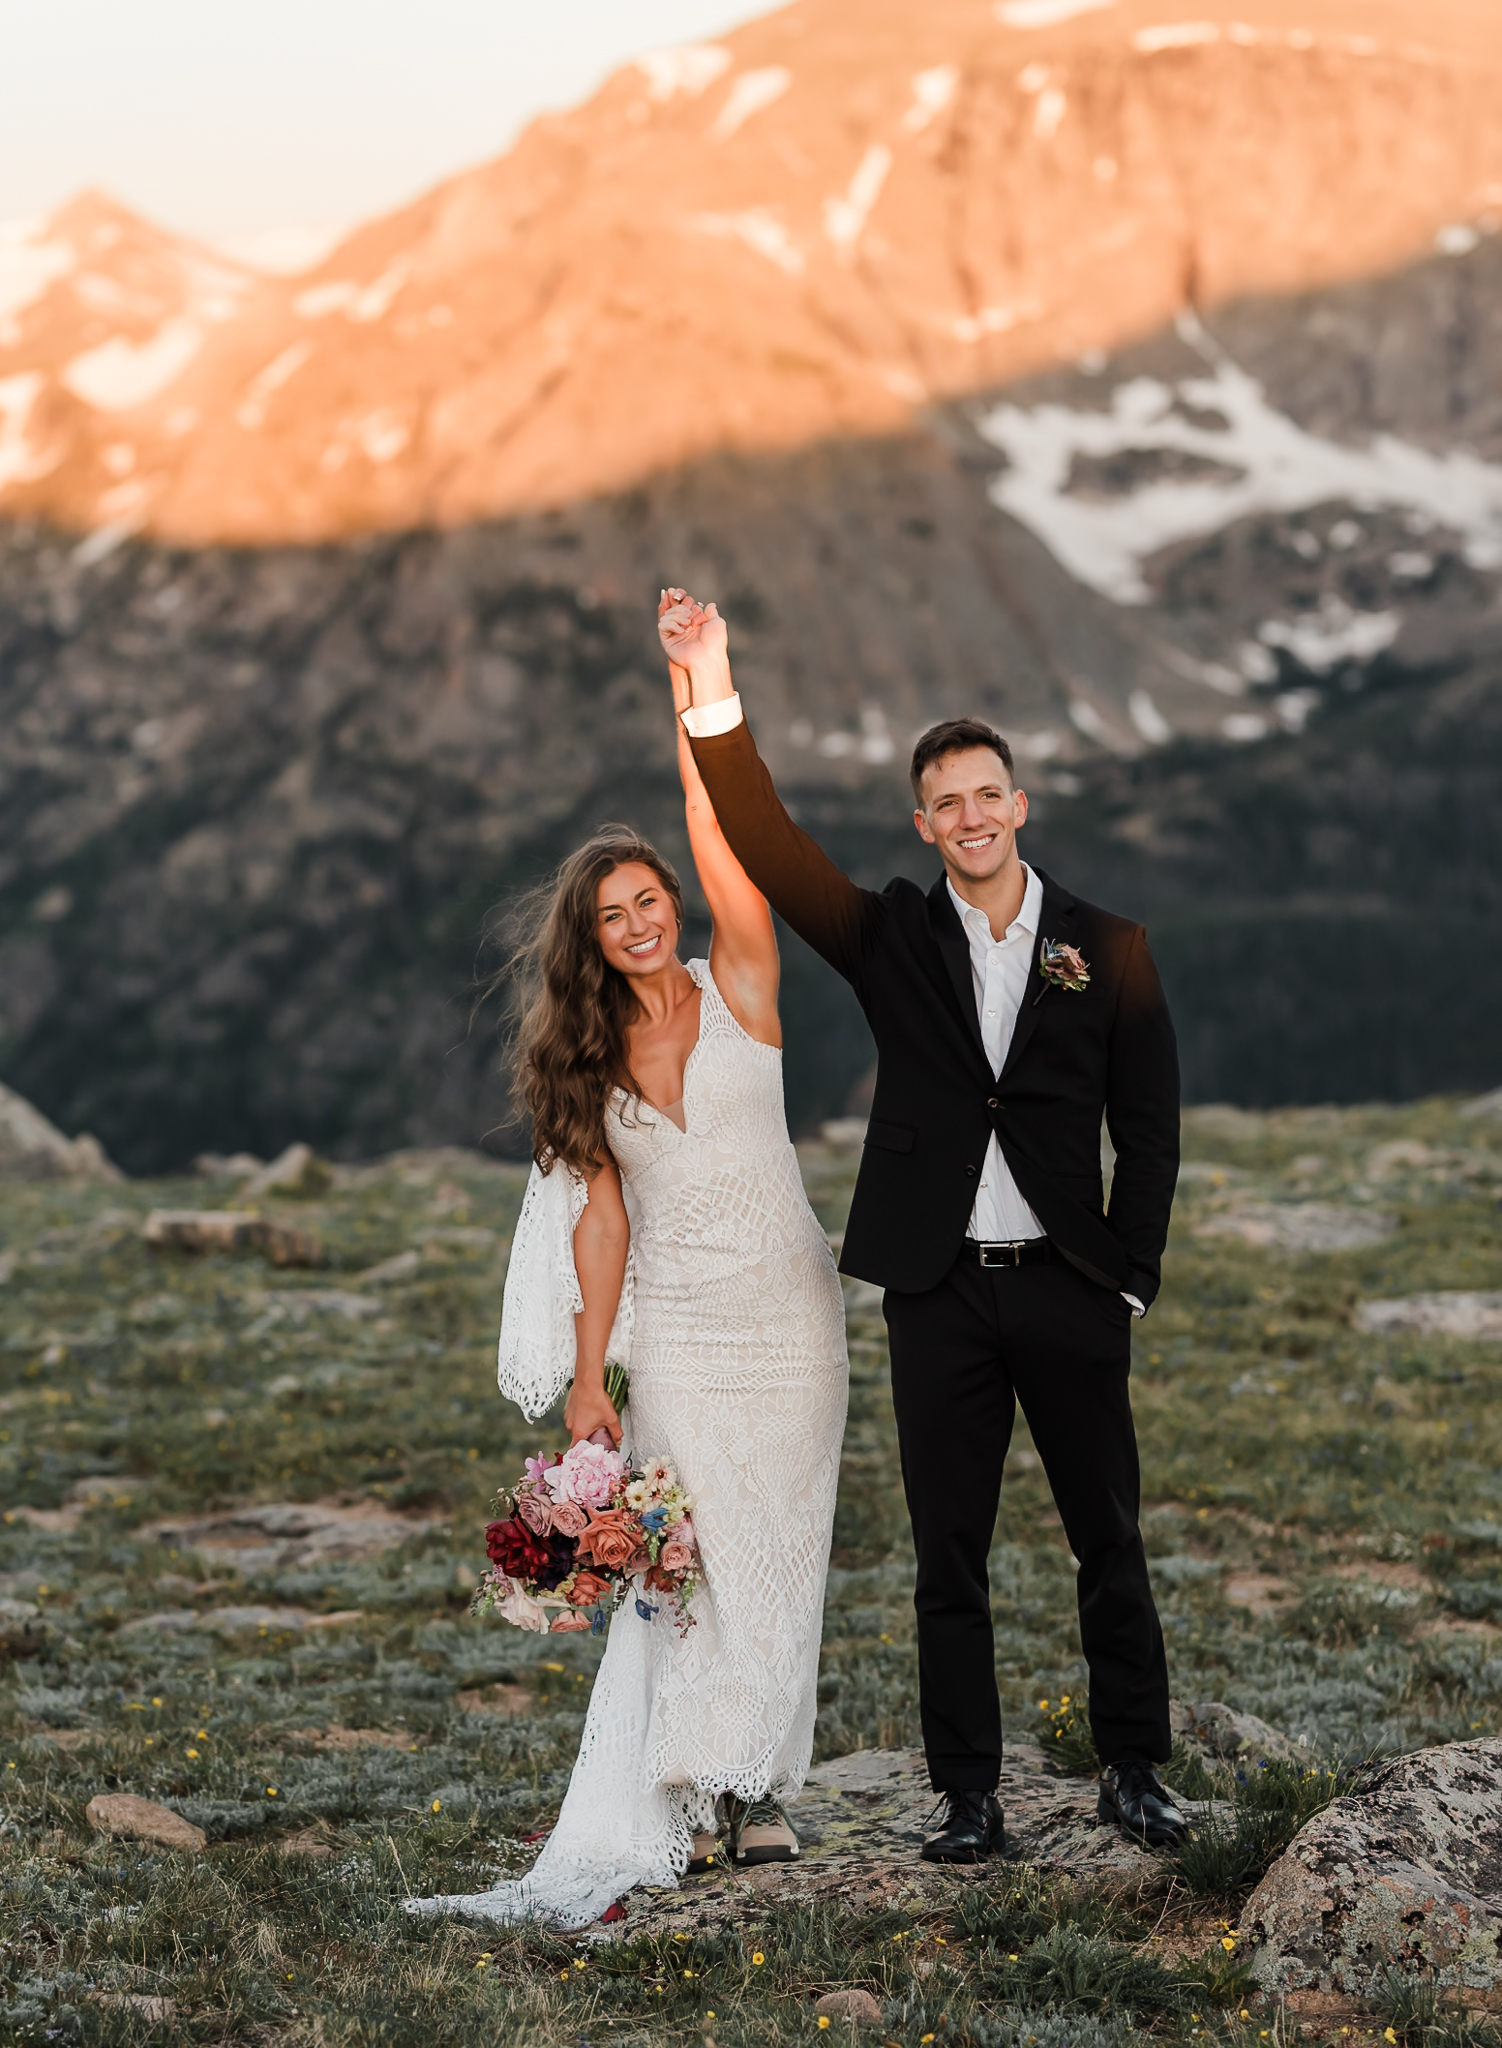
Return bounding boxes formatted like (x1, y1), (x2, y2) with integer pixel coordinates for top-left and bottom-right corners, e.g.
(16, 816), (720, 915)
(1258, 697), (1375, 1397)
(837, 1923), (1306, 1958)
(497, 1161), (634, 1423)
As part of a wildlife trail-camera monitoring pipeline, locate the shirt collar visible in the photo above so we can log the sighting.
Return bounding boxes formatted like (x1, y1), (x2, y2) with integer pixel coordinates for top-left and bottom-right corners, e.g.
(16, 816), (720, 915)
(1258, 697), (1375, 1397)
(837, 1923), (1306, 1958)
(947, 864), (1042, 945)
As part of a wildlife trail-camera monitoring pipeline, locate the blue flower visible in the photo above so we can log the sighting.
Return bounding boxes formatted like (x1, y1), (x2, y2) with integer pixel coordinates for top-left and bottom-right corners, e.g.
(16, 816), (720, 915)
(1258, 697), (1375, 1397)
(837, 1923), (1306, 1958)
(635, 1598), (658, 1621)
(590, 1608), (606, 1635)
(640, 1507), (668, 1531)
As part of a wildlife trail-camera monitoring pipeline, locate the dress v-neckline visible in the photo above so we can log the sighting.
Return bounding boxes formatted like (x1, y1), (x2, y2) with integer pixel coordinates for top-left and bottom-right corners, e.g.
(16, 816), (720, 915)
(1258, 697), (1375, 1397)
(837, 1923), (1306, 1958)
(620, 962), (708, 1137)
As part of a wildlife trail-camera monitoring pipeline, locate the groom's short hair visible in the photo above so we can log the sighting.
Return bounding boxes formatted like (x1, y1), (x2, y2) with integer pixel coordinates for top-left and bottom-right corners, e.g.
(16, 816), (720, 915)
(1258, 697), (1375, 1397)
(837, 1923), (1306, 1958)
(909, 718), (1015, 803)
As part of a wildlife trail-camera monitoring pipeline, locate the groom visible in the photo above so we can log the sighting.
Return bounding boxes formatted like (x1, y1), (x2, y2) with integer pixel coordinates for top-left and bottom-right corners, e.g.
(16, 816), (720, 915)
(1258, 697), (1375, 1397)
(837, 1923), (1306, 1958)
(664, 592), (1185, 1860)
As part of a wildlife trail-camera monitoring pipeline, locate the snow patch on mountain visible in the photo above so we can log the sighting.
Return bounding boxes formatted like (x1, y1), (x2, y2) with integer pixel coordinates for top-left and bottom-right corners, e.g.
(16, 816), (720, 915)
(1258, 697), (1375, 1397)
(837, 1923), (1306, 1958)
(708, 67), (792, 142)
(996, 0), (1116, 26)
(64, 320), (204, 411)
(824, 146), (893, 257)
(0, 219), (75, 330)
(638, 45), (731, 103)
(975, 341), (1502, 604)
(902, 67), (959, 133)
(686, 209), (804, 276)
(0, 374), (60, 488)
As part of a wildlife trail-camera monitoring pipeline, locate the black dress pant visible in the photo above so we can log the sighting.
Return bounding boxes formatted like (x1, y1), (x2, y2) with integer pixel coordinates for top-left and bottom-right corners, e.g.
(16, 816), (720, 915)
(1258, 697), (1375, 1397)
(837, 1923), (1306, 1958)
(884, 1247), (1170, 1789)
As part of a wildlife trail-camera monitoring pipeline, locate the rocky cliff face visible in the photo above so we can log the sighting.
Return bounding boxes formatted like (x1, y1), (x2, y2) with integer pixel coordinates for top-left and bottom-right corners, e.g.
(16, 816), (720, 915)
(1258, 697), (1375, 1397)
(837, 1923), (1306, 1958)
(4, 0), (1502, 546)
(2, 0), (1501, 1167)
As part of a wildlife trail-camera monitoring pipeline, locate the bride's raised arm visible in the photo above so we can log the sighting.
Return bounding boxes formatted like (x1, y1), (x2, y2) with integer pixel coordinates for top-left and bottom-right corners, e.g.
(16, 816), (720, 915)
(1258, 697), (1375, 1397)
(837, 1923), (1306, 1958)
(657, 588), (780, 1048)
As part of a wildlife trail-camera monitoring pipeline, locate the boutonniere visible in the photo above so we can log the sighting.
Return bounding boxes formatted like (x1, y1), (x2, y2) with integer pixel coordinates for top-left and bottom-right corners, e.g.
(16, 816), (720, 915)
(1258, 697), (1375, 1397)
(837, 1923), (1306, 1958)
(1038, 938), (1091, 994)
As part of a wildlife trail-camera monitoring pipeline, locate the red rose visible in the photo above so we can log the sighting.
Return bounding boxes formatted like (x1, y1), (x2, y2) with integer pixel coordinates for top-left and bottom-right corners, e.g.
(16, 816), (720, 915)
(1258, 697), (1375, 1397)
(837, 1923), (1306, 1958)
(485, 1516), (552, 1581)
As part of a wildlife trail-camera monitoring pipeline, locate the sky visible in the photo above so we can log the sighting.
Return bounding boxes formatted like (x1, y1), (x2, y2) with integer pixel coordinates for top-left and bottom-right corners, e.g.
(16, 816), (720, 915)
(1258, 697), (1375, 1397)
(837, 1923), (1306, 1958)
(0, 0), (770, 265)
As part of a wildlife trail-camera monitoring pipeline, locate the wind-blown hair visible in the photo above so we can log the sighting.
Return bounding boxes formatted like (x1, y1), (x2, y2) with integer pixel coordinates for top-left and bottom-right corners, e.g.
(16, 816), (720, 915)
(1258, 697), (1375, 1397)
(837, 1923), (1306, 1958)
(500, 825), (684, 1179)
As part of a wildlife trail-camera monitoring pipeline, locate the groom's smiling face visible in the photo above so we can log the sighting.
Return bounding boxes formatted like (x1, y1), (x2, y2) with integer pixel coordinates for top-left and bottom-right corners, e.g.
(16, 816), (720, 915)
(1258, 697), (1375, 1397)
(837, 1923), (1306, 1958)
(913, 746), (1029, 886)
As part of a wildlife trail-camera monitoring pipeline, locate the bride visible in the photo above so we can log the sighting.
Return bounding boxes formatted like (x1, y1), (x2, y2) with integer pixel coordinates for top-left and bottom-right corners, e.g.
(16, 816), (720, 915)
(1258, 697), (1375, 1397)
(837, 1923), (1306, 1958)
(407, 589), (849, 1929)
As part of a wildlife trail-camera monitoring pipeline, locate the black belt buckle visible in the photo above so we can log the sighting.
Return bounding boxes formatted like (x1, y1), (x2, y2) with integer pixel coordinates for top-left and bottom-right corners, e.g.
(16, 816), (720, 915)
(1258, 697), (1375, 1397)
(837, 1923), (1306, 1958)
(978, 1241), (1028, 1268)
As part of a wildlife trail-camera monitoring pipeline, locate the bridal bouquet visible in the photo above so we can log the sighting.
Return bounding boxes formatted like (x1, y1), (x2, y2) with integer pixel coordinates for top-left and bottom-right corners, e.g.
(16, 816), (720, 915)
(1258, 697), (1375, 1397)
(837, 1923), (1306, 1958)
(475, 1439), (701, 1637)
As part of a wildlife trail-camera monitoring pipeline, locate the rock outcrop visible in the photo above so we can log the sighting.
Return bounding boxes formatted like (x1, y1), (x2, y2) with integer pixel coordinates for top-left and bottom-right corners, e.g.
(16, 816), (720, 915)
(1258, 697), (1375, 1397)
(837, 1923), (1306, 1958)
(0, 1081), (120, 1182)
(1242, 1740), (1502, 1997)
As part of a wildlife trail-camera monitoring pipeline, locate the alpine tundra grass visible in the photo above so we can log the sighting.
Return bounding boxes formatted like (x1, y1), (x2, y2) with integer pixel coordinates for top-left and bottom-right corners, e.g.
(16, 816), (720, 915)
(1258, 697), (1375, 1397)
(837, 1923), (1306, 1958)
(2, 1093), (1501, 2041)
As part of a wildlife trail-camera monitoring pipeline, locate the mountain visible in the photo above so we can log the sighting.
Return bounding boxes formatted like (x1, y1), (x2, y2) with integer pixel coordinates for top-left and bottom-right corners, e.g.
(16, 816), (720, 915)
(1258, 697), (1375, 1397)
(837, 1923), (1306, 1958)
(4, 0), (1502, 550)
(2, 0), (1501, 1169)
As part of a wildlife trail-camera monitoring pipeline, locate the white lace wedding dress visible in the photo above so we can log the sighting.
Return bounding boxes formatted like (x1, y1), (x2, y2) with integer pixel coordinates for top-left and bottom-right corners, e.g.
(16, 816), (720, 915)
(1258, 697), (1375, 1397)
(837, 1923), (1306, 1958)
(406, 959), (849, 1928)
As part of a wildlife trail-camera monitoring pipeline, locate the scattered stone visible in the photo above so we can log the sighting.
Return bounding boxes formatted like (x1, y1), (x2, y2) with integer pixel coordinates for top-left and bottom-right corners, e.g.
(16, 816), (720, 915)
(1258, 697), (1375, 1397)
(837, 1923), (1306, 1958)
(290, 1725), (417, 1751)
(120, 1609), (201, 1635)
(243, 1288), (380, 1324)
(0, 1599), (49, 1655)
(240, 1142), (332, 1200)
(278, 1826), (341, 1859)
(1461, 1085), (1502, 1120)
(353, 1248), (422, 1285)
(143, 1498), (445, 1576)
(1171, 1699), (1309, 1769)
(32, 1727), (97, 1750)
(1222, 1573), (1296, 1617)
(194, 1150), (265, 1178)
(1355, 1292), (1502, 1339)
(1243, 1738), (1502, 1996)
(144, 1209), (324, 1267)
(94, 1994), (175, 2020)
(814, 1988), (883, 2021)
(456, 1684), (532, 1716)
(1193, 1202), (1394, 1252)
(86, 1793), (206, 1854)
(0, 1080), (123, 1182)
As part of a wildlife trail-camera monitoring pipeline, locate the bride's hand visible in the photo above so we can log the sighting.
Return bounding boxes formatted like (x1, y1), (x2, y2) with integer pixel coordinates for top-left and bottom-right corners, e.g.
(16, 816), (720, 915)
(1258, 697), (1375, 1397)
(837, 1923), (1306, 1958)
(564, 1378), (622, 1448)
(658, 587), (728, 686)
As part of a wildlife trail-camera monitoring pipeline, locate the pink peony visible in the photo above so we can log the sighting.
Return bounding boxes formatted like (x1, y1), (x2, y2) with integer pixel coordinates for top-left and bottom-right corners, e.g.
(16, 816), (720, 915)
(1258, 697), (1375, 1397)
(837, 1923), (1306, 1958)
(549, 1498), (589, 1538)
(670, 1516), (695, 1549)
(515, 1490), (553, 1537)
(659, 1541), (695, 1572)
(551, 1610), (591, 1632)
(496, 1578), (550, 1633)
(546, 1440), (626, 1509)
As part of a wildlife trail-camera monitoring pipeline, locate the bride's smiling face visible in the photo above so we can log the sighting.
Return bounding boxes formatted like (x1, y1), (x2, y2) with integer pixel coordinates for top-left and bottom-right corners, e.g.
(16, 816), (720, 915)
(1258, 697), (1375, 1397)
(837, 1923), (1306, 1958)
(595, 861), (680, 981)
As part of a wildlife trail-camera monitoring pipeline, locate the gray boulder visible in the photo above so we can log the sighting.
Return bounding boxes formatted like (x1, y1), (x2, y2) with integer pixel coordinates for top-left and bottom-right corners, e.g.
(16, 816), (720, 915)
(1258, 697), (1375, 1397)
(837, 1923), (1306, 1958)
(0, 1081), (121, 1182)
(1243, 1739), (1502, 1996)
(1171, 1698), (1309, 1770)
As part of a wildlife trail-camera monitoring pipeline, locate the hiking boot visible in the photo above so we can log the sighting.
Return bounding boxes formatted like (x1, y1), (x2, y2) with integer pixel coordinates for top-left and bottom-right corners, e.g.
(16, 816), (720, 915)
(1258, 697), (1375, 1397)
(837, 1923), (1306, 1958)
(726, 1793), (800, 1865)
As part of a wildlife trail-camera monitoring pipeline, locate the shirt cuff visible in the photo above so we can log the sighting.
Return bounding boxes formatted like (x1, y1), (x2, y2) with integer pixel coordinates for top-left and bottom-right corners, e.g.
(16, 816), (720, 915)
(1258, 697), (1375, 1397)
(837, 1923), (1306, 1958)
(680, 693), (743, 738)
(1121, 1293), (1146, 1318)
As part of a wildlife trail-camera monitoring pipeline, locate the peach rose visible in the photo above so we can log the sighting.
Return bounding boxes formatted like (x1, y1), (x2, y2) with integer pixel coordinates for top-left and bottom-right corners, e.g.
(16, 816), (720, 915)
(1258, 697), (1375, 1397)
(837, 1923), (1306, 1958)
(577, 1508), (639, 1571)
(549, 1499), (588, 1538)
(567, 1570), (612, 1608)
(551, 1611), (591, 1632)
(659, 1541), (695, 1572)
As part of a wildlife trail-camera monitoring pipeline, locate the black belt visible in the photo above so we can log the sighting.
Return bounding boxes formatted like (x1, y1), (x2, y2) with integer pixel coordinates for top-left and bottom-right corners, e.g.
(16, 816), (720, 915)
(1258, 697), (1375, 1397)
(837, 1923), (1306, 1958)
(967, 1237), (1056, 1268)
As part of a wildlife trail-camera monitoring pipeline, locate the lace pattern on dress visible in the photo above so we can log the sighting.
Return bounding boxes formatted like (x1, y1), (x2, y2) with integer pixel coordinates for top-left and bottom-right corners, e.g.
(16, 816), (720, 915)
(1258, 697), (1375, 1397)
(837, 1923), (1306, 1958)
(411, 960), (847, 1928)
(496, 1158), (635, 1423)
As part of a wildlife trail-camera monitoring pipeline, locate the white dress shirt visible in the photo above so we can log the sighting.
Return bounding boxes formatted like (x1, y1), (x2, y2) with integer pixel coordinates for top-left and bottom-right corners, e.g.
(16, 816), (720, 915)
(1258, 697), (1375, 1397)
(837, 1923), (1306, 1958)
(948, 870), (1048, 1243)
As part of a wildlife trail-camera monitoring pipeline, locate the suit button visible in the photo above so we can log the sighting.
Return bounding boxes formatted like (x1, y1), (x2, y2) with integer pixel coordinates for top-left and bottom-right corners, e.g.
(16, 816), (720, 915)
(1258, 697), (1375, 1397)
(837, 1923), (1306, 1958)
(964, 1164), (978, 1177)
(987, 1097), (999, 1108)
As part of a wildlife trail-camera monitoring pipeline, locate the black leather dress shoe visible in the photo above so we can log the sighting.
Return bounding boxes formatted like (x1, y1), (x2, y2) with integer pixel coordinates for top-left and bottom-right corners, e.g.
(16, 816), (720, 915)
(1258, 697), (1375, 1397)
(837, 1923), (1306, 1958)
(1097, 1760), (1188, 1846)
(920, 1789), (1005, 1863)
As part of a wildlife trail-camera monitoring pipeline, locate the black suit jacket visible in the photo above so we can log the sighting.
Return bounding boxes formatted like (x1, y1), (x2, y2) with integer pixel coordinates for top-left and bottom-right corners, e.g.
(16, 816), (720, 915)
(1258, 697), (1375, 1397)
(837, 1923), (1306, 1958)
(690, 717), (1180, 1304)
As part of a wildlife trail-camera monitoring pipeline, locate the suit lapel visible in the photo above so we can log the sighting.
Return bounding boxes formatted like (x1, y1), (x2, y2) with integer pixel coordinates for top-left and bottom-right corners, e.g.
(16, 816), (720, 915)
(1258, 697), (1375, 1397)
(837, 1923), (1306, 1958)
(998, 869), (1077, 1083)
(926, 876), (989, 1068)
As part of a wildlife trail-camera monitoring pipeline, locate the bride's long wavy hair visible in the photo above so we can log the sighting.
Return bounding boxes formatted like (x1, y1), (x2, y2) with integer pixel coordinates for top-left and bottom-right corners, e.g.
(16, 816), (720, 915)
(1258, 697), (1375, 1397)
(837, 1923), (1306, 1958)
(498, 825), (685, 1178)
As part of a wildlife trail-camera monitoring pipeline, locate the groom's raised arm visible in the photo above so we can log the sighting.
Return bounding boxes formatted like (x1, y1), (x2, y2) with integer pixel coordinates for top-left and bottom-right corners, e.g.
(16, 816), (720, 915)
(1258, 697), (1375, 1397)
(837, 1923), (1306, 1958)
(685, 706), (880, 986)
